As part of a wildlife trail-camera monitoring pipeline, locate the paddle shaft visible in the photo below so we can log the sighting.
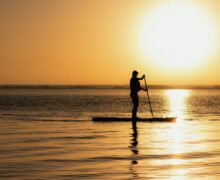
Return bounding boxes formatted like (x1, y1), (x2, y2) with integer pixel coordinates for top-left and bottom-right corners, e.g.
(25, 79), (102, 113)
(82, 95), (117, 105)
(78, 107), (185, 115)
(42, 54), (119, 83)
(144, 77), (154, 117)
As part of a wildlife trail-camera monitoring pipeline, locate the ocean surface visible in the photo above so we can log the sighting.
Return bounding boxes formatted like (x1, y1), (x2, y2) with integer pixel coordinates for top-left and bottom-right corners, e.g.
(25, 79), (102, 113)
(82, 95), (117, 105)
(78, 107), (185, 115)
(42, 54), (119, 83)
(0, 87), (220, 179)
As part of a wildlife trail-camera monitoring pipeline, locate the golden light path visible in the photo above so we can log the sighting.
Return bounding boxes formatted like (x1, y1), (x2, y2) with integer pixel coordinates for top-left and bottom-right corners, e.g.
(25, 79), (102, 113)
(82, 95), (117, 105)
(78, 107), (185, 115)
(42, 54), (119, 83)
(142, 90), (192, 179)
(134, 90), (209, 179)
(166, 89), (189, 121)
(154, 90), (206, 179)
(139, 1), (215, 71)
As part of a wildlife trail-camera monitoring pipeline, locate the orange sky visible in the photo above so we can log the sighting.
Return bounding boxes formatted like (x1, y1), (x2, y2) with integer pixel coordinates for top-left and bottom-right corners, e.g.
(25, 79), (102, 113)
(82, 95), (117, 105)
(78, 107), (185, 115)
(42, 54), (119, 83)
(0, 0), (220, 85)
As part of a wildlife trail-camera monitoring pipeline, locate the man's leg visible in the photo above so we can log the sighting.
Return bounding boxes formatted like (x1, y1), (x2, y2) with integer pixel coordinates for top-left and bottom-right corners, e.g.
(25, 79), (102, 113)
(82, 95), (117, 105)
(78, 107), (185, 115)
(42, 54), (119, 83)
(132, 94), (139, 119)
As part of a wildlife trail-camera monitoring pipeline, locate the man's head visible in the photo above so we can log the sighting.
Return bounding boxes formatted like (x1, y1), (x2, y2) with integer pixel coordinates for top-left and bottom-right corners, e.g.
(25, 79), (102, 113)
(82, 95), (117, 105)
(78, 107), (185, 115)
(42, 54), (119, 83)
(132, 70), (138, 77)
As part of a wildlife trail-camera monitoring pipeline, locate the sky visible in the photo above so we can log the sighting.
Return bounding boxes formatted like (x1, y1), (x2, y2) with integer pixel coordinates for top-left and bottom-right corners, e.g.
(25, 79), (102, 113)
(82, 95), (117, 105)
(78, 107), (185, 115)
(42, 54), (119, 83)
(0, 0), (220, 85)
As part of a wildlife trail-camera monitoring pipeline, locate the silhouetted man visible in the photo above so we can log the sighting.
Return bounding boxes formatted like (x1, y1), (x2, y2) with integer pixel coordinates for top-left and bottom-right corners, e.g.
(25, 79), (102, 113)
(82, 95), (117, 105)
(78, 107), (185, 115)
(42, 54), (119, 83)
(130, 70), (146, 119)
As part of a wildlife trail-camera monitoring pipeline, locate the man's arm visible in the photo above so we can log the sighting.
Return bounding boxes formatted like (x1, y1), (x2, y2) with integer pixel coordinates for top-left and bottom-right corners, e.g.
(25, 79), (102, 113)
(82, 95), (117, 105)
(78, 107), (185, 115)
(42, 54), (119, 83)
(139, 75), (147, 91)
(137, 74), (145, 80)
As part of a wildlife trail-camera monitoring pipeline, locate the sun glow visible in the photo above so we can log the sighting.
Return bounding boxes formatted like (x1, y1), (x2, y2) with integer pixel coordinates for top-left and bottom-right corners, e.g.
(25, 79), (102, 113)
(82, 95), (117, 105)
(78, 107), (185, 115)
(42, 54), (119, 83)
(166, 89), (189, 120)
(139, 1), (215, 71)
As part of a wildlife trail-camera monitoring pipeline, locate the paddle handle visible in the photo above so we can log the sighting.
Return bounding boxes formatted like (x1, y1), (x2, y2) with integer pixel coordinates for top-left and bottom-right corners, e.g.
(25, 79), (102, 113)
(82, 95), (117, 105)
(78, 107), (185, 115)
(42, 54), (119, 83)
(144, 76), (154, 118)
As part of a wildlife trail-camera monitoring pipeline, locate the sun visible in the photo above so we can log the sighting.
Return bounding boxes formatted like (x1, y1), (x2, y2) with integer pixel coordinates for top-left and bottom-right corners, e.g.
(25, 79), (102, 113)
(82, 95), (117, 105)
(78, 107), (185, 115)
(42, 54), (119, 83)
(139, 1), (215, 71)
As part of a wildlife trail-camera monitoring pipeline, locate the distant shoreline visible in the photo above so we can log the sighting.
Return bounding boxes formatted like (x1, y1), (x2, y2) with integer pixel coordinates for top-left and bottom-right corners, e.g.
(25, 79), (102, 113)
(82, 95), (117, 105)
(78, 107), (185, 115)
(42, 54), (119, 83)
(0, 85), (220, 90)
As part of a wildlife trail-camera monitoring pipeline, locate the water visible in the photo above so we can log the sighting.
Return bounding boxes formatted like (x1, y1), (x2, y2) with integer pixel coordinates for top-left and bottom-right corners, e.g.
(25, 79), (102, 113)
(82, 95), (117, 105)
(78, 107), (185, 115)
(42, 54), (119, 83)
(0, 88), (220, 179)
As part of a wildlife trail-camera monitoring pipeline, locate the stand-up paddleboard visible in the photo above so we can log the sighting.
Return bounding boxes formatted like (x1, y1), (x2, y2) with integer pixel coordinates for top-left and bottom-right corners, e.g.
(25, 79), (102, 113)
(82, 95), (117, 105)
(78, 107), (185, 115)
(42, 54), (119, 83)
(92, 117), (176, 122)
(92, 74), (177, 123)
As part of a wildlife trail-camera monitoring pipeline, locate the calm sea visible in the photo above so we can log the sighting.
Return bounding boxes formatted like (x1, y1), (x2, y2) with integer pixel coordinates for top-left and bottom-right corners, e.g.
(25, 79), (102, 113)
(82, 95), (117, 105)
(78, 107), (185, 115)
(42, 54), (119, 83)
(0, 87), (220, 179)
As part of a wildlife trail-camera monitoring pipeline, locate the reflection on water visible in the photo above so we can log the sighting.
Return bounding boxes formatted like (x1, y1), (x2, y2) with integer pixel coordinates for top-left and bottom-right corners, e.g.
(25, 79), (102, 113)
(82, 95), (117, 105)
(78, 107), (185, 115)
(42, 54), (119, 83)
(164, 90), (189, 179)
(166, 90), (190, 120)
(129, 122), (139, 179)
(152, 90), (208, 179)
(1, 89), (220, 179)
(130, 122), (139, 163)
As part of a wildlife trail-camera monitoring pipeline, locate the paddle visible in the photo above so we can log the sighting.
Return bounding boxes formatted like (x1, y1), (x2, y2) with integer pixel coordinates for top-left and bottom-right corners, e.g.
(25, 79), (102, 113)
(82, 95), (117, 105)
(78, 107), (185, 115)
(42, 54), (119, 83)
(144, 76), (154, 118)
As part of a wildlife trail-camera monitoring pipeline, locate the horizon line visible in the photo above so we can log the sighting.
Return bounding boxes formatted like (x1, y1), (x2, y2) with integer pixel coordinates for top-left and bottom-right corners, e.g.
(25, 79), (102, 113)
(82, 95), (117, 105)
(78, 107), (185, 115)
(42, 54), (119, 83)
(1, 84), (220, 90)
